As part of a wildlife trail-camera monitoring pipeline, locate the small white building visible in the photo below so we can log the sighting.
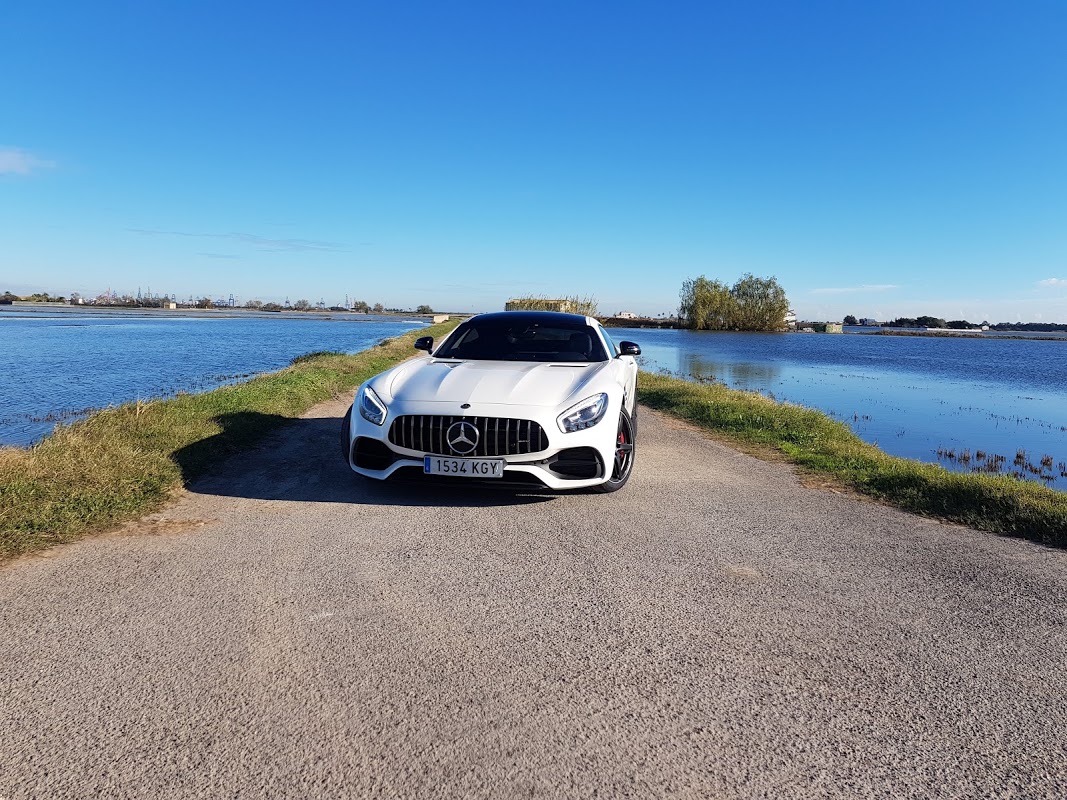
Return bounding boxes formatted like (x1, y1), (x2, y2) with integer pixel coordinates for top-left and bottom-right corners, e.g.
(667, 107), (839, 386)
(614, 311), (639, 319)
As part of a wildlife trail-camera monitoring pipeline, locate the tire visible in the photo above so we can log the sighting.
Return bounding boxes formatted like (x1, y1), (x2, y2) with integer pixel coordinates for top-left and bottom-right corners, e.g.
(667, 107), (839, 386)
(593, 408), (635, 493)
(340, 404), (353, 465)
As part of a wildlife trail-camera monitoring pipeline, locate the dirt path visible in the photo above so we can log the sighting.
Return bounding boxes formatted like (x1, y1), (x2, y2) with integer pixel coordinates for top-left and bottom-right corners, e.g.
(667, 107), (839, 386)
(2, 400), (1065, 798)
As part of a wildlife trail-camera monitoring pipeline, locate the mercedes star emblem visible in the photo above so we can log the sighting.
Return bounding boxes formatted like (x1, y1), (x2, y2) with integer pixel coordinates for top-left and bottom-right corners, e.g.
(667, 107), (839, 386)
(446, 421), (480, 455)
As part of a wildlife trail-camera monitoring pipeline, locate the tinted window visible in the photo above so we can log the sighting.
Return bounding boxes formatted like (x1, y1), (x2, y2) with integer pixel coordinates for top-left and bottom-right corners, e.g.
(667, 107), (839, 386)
(435, 320), (608, 362)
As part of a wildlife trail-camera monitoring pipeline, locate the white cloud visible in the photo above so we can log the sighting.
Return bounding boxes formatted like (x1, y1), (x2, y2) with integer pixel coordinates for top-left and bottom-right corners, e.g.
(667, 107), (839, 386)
(1038, 278), (1067, 288)
(0, 146), (56, 175)
(809, 284), (899, 295)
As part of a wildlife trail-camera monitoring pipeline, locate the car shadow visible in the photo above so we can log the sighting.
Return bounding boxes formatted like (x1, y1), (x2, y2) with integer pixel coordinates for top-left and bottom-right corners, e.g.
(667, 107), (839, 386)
(177, 412), (558, 508)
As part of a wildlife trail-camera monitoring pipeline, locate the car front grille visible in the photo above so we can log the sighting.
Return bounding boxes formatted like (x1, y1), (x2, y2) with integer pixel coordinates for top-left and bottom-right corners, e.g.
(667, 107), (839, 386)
(388, 415), (549, 457)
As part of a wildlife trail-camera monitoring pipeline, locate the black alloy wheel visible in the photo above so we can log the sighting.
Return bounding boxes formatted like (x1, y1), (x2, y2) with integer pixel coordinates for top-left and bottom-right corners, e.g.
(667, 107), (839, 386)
(593, 409), (635, 493)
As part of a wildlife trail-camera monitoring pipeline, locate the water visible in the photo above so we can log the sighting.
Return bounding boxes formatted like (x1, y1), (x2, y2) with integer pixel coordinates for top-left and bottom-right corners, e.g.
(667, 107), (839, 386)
(0, 305), (427, 446)
(614, 327), (1067, 491)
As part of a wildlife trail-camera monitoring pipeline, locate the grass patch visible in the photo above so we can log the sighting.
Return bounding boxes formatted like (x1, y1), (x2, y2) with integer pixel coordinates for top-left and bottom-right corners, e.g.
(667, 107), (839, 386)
(0, 320), (461, 560)
(637, 371), (1067, 547)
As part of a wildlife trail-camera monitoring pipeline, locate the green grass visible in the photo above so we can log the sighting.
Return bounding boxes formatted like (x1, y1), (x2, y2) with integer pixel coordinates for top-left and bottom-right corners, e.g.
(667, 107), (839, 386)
(0, 320), (460, 560)
(637, 371), (1067, 547)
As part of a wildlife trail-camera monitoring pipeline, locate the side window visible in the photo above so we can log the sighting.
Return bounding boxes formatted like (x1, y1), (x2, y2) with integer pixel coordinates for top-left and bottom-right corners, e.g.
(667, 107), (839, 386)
(597, 325), (619, 357)
(435, 326), (476, 357)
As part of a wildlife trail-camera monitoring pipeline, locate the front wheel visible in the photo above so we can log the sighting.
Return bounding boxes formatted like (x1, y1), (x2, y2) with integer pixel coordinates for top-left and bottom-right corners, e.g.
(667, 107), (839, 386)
(593, 409), (635, 493)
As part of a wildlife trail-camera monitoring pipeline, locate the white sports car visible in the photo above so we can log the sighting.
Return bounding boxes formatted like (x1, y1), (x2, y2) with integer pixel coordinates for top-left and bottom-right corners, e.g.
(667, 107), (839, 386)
(341, 311), (641, 492)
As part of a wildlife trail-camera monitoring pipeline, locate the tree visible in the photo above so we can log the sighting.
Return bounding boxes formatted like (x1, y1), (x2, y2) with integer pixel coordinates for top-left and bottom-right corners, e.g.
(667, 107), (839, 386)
(679, 276), (733, 330)
(679, 274), (789, 331)
(916, 315), (947, 329)
(292, 299), (311, 311)
(245, 299), (263, 309)
(843, 315), (858, 326)
(730, 274), (789, 331)
(372, 302), (384, 313)
(351, 300), (370, 313)
(416, 304), (434, 314)
(196, 297), (213, 309)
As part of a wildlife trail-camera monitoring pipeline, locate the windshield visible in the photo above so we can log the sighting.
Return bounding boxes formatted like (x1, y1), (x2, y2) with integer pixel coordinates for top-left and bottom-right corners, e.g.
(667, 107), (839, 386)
(435, 320), (608, 362)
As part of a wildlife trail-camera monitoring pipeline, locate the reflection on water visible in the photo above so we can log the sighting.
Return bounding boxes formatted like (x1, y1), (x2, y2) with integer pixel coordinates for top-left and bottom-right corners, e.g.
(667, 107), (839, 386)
(613, 327), (1067, 491)
(683, 354), (782, 391)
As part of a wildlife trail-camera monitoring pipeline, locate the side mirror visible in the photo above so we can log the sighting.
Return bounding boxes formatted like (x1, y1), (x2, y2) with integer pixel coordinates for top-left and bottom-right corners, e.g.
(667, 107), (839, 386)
(414, 336), (433, 352)
(619, 341), (641, 356)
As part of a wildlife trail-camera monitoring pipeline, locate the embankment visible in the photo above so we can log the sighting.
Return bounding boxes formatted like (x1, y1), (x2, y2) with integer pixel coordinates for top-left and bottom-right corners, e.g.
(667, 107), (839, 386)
(637, 371), (1067, 547)
(0, 319), (461, 559)
(3, 320), (1064, 560)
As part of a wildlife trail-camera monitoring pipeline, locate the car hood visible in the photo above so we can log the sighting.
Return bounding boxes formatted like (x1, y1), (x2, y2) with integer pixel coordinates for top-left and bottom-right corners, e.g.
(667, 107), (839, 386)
(384, 359), (606, 407)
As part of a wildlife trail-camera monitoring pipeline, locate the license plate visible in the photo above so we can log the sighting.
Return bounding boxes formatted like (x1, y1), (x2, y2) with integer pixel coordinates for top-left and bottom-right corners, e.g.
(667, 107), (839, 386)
(423, 456), (504, 478)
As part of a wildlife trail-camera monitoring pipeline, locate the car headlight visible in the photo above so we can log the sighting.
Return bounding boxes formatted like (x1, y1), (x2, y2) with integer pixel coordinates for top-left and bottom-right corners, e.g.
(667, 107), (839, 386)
(557, 393), (608, 433)
(358, 385), (388, 426)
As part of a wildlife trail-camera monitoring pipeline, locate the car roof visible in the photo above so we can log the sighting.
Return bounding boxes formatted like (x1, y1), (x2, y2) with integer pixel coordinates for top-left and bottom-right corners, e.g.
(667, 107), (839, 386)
(465, 311), (595, 326)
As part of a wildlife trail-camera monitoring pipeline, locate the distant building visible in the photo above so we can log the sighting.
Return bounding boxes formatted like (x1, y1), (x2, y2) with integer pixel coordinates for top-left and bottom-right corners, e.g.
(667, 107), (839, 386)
(614, 311), (639, 319)
(812, 322), (843, 334)
(784, 310), (797, 328)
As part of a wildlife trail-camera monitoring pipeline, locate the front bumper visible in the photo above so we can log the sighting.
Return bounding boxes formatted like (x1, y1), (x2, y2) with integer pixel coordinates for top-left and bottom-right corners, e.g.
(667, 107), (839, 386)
(345, 397), (620, 490)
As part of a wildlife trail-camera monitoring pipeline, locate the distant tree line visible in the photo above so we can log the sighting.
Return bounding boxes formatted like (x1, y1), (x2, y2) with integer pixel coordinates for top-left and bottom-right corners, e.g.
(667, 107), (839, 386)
(678, 274), (790, 331)
(842, 313), (1067, 332)
(989, 321), (1067, 332)
(886, 316), (950, 329)
(3, 291), (67, 303)
(3, 289), (436, 314)
(277, 298), (435, 315)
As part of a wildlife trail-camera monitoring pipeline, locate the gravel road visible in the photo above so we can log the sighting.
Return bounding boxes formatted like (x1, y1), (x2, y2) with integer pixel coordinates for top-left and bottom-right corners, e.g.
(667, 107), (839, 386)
(2, 400), (1066, 799)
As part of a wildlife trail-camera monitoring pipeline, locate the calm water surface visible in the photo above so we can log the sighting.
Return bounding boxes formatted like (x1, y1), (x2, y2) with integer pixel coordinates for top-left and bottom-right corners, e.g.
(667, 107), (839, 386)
(618, 327), (1067, 490)
(0, 306), (426, 446)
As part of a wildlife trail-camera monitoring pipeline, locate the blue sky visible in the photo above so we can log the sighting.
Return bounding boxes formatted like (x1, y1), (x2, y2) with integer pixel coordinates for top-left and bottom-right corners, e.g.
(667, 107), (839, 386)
(2, 0), (1065, 322)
